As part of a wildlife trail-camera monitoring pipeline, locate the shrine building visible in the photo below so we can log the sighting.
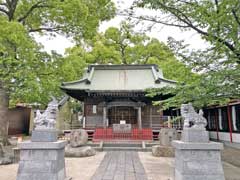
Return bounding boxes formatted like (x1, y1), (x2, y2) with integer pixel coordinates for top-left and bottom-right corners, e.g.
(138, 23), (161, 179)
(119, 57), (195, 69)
(61, 64), (178, 140)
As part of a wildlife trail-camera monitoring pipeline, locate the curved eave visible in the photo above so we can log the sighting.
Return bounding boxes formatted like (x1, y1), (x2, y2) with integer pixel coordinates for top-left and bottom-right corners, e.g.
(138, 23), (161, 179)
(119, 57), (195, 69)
(60, 88), (88, 101)
(61, 78), (89, 86)
(158, 78), (177, 84)
(60, 78), (177, 91)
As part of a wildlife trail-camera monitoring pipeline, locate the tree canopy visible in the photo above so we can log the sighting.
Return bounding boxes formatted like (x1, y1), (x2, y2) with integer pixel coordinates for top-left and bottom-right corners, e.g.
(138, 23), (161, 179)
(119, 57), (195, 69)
(133, 0), (240, 108)
(136, 0), (240, 64)
(62, 22), (195, 84)
(0, 0), (115, 105)
(0, 0), (115, 144)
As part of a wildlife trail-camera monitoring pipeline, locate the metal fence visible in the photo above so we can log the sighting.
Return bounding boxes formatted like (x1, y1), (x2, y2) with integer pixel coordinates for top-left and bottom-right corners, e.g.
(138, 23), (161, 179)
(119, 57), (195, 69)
(93, 128), (153, 141)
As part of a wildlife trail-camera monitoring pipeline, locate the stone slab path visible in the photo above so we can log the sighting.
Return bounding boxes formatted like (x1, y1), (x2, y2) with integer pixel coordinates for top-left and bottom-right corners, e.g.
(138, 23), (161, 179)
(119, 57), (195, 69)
(91, 151), (148, 180)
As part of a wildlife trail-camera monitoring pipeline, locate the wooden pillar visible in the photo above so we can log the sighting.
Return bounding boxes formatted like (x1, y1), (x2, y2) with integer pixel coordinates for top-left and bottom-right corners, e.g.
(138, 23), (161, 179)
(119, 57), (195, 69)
(227, 105), (233, 143)
(150, 106), (152, 128)
(138, 107), (142, 130)
(215, 109), (219, 141)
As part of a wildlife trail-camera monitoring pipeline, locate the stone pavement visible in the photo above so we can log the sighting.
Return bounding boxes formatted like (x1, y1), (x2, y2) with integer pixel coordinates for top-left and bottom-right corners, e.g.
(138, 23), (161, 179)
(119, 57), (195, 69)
(91, 151), (147, 180)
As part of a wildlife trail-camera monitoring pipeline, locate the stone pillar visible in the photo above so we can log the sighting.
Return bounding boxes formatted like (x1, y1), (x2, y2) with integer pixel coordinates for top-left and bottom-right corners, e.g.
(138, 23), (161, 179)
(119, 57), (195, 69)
(83, 116), (86, 128)
(218, 108), (223, 130)
(103, 106), (107, 128)
(138, 107), (142, 130)
(28, 109), (35, 134)
(167, 116), (171, 128)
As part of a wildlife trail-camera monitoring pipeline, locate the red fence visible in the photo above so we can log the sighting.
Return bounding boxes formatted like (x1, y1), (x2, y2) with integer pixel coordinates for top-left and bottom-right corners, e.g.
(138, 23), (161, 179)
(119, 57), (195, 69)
(93, 128), (152, 141)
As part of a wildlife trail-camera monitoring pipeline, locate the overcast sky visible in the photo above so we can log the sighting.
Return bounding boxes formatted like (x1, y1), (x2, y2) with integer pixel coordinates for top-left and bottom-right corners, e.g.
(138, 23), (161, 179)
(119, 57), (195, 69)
(35, 0), (209, 55)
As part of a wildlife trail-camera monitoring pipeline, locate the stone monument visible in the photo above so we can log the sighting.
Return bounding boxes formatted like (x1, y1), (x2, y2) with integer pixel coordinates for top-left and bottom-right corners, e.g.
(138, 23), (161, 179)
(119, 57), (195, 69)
(17, 98), (69, 180)
(152, 128), (177, 157)
(159, 128), (177, 146)
(65, 129), (96, 157)
(172, 103), (225, 180)
(113, 123), (132, 133)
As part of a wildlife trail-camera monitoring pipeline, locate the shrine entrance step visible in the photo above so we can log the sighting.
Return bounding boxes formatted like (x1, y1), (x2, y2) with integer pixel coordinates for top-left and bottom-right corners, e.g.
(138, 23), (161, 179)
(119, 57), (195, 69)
(103, 141), (143, 151)
(86, 141), (159, 151)
(101, 141), (155, 152)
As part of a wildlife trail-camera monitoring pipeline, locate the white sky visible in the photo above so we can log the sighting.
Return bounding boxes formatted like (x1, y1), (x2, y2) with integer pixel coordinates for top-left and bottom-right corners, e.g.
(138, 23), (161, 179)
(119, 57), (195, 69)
(35, 0), (209, 55)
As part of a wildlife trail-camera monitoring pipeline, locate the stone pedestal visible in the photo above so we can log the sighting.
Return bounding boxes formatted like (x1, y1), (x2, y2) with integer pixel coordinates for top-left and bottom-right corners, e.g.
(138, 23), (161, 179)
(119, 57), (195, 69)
(172, 141), (225, 180)
(31, 129), (58, 142)
(152, 145), (174, 157)
(181, 128), (209, 143)
(17, 140), (68, 180)
(65, 145), (96, 157)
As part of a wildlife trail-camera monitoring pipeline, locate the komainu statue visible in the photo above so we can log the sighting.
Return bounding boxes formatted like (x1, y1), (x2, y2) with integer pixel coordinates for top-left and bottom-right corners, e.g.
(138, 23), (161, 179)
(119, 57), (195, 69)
(34, 97), (58, 129)
(180, 103), (207, 130)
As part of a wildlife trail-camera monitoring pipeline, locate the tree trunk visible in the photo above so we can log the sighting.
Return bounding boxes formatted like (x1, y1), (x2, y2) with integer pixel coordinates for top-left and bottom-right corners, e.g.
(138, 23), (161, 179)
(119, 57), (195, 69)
(0, 81), (10, 146)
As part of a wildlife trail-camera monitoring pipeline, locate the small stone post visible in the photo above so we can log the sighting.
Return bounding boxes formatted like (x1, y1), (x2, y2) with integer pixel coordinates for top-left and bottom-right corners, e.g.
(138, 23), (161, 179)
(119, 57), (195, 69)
(172, 103), (225, 180)
(167, 116), (171, 128)
(137, 107), (142, 130)
(103, 106), (107, 128)
(17, 98), (70, 180)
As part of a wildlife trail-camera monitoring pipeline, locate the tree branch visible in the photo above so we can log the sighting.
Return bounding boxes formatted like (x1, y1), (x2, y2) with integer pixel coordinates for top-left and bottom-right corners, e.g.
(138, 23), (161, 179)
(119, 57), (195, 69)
(28, 26), (63, 33)
(232, 9), (240, 27)
(117, 12), (189, 28)
(18, 1), (50, 23)
(6, 0), (19, 21)
(149, 2), (240, 63)
(0, 7), (9, 15)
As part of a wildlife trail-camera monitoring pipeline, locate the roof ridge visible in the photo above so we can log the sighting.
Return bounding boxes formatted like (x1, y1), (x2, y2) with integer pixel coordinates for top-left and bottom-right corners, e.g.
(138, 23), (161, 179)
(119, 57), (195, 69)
(88, 64), (159, 71)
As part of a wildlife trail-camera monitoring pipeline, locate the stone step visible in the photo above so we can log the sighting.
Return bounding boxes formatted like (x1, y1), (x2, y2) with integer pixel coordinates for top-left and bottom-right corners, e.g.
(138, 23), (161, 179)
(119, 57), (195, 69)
(146, 142), (160, 148)
(100, 147), (152, 152)
(86, 143), (100, 147)
(103, 143), (142, 148)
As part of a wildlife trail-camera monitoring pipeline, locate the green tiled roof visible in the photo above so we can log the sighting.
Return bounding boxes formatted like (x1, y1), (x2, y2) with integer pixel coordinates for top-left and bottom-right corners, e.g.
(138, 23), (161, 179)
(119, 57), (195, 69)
(61, 64), (176, 92)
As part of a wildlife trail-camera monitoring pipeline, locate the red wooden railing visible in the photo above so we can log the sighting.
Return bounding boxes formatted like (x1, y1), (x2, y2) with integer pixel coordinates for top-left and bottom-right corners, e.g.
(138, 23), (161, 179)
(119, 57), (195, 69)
(93, 128), (152, 141)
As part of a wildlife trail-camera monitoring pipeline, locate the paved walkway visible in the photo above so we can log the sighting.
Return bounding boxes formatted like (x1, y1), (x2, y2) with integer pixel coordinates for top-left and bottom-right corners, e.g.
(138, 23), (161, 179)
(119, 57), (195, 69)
(91, 151), (147, 180)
